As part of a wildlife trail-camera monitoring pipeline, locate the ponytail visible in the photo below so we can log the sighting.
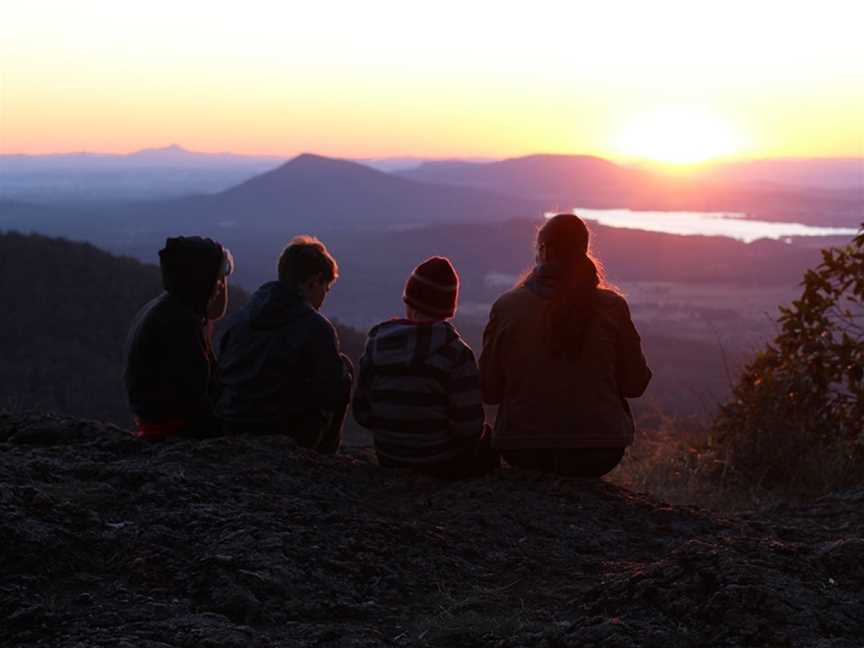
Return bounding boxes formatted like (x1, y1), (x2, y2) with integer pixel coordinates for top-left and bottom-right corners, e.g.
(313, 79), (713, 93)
(542, 253), (600, 359)
(531, 214), (604, 359)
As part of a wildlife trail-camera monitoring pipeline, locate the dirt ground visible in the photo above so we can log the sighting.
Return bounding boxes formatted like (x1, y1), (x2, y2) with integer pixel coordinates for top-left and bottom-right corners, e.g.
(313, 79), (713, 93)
(2, 411), (863, 647)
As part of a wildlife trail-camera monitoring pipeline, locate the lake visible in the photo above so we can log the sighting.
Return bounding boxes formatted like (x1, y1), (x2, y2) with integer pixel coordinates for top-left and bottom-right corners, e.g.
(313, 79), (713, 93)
(561, 208), (859, 243)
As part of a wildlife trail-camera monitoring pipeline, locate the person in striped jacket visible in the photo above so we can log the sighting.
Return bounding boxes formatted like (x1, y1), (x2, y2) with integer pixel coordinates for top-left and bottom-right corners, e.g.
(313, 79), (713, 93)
(352, 257), (499, 479)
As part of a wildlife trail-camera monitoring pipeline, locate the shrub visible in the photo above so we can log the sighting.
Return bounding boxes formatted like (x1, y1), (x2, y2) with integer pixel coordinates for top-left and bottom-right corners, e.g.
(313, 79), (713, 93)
(712, 225), (864, 493)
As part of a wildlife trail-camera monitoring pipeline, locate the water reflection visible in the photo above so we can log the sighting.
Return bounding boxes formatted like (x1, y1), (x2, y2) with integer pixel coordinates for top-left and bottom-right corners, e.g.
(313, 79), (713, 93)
(552, 208), (859, 243)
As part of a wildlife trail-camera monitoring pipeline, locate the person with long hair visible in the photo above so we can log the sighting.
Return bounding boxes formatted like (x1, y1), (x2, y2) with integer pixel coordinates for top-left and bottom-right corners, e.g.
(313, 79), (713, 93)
(479, 213), (651, 477)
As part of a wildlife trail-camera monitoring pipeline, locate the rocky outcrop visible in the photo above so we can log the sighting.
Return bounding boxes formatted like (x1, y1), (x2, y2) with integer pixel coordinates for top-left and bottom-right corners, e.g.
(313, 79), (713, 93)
(1, 412), (862, 647)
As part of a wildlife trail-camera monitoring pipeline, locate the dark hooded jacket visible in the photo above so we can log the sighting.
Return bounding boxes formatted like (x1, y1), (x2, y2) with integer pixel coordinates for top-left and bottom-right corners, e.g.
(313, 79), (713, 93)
(124, 237), (224, 431)
(216, 281), (352, 428)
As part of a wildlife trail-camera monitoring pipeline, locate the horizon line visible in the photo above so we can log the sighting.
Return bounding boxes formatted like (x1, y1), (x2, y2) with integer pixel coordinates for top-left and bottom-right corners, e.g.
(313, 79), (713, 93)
(2, 145), (862, 166)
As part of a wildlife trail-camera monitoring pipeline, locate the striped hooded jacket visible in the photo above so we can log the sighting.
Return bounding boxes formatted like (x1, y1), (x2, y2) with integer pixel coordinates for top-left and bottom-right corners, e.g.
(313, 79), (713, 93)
(352, 319), (484, 466)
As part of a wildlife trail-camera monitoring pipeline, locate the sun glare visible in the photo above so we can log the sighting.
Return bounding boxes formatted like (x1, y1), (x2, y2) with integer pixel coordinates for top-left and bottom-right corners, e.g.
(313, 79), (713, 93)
(614, 108), (744, 166)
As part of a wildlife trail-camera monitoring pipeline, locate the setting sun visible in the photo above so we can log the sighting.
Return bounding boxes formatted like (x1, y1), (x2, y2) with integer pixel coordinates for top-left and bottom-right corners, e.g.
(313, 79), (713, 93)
(613, 108), (746, 165)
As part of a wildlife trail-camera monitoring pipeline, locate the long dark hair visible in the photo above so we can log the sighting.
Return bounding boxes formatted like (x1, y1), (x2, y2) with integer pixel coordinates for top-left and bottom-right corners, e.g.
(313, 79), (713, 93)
(521, 214), (607, 358)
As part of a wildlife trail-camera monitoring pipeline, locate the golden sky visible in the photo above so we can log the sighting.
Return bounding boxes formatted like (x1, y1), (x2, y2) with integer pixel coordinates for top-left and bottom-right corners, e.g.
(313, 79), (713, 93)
(2, 0), (863, 163)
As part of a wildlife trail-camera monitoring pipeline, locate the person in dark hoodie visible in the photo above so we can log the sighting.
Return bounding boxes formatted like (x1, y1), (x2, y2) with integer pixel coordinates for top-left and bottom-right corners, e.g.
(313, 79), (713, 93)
(352, 257), (499, 479)
(125, 236), (233, 441)
(479, 214), (651, 478)
(216, 236), (352, 454)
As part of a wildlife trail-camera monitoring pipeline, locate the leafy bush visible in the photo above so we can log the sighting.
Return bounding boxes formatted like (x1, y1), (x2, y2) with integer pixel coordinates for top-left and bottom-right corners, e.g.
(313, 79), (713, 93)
(713, 225), (864, 492)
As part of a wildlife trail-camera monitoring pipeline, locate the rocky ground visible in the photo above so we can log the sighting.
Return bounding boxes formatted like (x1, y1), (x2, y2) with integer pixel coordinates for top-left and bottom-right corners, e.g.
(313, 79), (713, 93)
(1, 412), (863, 647)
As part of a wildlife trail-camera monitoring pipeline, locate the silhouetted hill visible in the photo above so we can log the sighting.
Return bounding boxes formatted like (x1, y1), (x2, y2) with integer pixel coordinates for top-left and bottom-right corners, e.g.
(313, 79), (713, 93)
(702, 157), (864, 191)
(198, 153), (543, 230)
(0, 232), (164, 422)
(0, 154), (545, 291)
(2, 412), (863, 646)
(399, 154), (652, 205)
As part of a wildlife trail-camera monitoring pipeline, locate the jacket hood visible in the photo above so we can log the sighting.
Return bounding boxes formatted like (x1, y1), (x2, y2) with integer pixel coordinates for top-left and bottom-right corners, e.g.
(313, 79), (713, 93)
(367, 319), (458, 367)
(246, 281), (310, 329)
(159, 236), (225, 316)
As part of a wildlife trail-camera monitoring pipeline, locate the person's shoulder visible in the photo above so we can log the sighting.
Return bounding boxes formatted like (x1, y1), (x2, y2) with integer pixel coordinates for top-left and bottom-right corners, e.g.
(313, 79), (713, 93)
(594, 288), (634, 319)
(366, 319), (400, 338)
(439, 320), (466, 345)
(437, 321), (477, 363)
(144, 293), (199, 327)
(492, 284), (536, 312)
(595, 288), (628, 306)
(305, 307), (338, 339)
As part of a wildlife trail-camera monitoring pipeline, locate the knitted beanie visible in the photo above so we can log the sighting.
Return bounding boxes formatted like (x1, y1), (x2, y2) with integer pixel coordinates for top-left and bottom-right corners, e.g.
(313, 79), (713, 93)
(403, 256), (459, 319)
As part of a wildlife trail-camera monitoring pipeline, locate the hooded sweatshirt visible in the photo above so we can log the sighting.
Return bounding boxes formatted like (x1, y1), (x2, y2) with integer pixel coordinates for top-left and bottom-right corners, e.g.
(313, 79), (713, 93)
(352, 319), (484, 466)
(216, 281), (351, 427)
(124, 237), (224, 433)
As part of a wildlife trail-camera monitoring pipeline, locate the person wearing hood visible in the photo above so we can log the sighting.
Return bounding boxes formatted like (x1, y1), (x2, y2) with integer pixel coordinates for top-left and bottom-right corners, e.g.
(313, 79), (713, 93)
(479, 214), (651, 478)
(124, 236), (233, 441)
(216, 236), (352, 453)
(352, 257), (499, 479)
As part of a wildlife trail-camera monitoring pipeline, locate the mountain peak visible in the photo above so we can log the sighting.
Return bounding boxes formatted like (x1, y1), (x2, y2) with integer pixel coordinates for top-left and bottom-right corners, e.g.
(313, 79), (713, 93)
(285, 152), (369, 171)
(253, 153), (387, 181)
(128, 144), (192, 158)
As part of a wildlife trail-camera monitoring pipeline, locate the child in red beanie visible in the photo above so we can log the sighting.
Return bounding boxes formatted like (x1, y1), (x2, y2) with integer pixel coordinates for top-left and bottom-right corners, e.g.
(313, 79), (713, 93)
(352, 256), (499, 478)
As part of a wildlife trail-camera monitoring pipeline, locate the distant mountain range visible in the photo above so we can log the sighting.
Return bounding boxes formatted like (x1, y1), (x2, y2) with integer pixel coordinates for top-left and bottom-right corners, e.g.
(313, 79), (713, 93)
(698, 158), (864, 191)
(0, 153), (544, 292)
(0, 145), (285, 202)
(0, 144), (283, 170)
(3, 145), (861, 206)
(398, 154), (649, 203)
(1, 152), (847, 285)
(399, 154), (864, 226)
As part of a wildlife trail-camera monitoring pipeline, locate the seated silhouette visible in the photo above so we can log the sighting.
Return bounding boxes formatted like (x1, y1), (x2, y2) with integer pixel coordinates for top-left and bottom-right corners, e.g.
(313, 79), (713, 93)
(353, 256), (499, 479)
(480, 214), (651, 477)
(217, 236), (352, 454)
(125, 236), (233, 441)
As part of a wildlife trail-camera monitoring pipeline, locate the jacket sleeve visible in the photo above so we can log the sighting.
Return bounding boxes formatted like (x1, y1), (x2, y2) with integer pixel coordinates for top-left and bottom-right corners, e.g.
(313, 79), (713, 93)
(616, 299), (652, 398)
(351, 334), (375, 429)
(306, 319), (353, 412)
(447, 344), (485, 441)
(479, 303), (506, 405)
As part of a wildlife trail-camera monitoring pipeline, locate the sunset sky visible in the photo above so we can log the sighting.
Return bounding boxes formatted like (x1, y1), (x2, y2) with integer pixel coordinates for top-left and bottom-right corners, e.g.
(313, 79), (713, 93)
(2, 0), (863, 164)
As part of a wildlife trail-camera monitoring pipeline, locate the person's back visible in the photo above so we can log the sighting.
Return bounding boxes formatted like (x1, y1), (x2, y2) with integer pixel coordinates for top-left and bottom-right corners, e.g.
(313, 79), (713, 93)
(353, 256), (498, 478)
(480, 214), (650, 477)
(482, 285), (648, 448)
(125, 236), (233, 440)
(216, 236), (352, 453)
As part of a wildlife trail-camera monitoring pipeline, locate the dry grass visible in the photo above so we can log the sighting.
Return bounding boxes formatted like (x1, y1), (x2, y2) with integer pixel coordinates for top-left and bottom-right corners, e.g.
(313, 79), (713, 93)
(609, 409), (864, 511)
